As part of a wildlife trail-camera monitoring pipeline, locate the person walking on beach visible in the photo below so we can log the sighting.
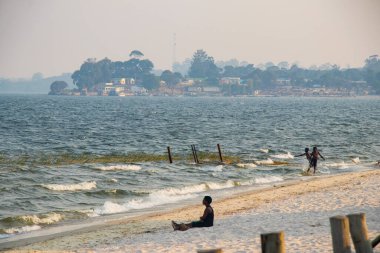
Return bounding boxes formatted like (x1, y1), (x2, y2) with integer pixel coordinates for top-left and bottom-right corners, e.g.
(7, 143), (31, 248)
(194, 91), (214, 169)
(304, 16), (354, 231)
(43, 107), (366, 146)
(296, 148), (312, 172)
(171, 196), (214, 231)
(310, 146), (325, 174)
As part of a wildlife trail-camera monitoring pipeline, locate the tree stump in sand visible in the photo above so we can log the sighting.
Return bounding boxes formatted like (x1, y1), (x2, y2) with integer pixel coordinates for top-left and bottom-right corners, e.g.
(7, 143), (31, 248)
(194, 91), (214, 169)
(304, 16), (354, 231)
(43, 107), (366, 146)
(330, 216), (352, 253)
(261, 231), (285, 253)
(347, 213), (373, 253)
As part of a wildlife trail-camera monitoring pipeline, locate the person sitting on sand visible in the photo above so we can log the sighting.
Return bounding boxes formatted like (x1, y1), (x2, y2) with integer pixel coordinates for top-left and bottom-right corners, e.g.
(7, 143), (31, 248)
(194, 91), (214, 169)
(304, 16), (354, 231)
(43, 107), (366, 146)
(296, 147), (312, 172)
(310, 146), (325, 174)
(172, 196), (214, 231)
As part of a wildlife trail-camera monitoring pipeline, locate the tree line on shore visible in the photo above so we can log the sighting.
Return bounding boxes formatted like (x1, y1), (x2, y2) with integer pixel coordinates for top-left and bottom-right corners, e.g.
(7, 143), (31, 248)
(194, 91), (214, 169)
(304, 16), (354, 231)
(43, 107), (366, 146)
(51, 50), (380, 95)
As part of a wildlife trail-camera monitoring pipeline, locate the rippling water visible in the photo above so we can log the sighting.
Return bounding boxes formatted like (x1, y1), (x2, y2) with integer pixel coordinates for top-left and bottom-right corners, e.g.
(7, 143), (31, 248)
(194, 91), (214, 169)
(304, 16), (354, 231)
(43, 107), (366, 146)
(0, 95), (379, 237)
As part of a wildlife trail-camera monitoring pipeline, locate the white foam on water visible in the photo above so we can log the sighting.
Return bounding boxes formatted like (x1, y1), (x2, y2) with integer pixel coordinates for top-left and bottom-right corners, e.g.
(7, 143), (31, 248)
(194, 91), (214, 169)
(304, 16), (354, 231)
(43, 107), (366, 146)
(206, 180), (237, 189)
(259, 149), (269, 153)
(254, 175), (284, 184)
(201, 165), (224, 172)
(20, 213), (63, 225)
(4, 225), (41, 234)
(271, 152), (294, 159)
(255, 158), (275, 165)
(352, 157), (360, 164)
(326, 161), (350, 169)
(95, 180), (239, 215)
(95, 192), (196, 215)
(237, 163), (257, 168)
(42, 181), (96, 191)
(95, 164), (142, 171)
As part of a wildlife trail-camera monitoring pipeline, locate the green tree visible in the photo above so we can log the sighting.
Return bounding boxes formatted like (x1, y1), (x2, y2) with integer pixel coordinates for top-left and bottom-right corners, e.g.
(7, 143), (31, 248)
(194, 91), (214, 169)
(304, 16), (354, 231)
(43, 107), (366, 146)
(129, 50), (144, 58)
(364, 55), (380, 94)
(71, 59), (97, 90)
(188, 49), (220, 79)
(49, 81), (68, 95)
(160, 70), (183, 87)
(141, 73), (159, 90)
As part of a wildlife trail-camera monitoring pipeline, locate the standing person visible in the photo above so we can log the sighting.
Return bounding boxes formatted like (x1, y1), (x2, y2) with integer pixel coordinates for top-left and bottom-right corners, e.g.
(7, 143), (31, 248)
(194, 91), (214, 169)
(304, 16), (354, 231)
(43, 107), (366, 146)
(171, 196), (214, 231)
(310, 146), (325, 174)
(296, 148), (312, 172)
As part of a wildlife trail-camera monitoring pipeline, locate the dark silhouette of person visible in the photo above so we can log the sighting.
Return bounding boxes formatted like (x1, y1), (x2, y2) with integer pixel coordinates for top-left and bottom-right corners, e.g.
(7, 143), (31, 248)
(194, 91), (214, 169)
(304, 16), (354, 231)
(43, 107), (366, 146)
(172, 196), (214, 231)
(310, 146), (325, 174)
(296, 147), (312, 172)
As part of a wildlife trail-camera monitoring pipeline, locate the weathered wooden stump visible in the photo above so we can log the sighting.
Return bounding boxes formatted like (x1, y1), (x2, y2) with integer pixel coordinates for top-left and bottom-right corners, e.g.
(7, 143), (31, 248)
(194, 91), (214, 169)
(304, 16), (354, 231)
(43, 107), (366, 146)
(261, 231), (285, 253)
(347, 213), (373, 253)
(330, 215), (352, 253)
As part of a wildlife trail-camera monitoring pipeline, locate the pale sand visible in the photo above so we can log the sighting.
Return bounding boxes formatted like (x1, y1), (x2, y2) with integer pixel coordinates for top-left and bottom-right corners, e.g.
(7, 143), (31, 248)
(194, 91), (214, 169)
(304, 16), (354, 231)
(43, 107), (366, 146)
(4, 169), (380, 253)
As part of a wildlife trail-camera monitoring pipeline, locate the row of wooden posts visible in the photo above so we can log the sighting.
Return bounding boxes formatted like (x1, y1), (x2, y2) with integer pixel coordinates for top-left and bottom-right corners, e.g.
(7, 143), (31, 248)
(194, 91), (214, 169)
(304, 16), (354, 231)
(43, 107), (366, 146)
(166, 144), (224, 164)
(196, 213), (379, 253)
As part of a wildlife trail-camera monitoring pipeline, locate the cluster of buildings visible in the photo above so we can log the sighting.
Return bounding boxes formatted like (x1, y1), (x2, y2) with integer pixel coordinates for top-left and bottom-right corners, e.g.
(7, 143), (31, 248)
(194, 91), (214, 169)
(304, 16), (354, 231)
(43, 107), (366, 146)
(77, 78), (147, 96)
(74, 76), (372, 97)
(99, 78), (147, 96)
(261, 79), (371, 97)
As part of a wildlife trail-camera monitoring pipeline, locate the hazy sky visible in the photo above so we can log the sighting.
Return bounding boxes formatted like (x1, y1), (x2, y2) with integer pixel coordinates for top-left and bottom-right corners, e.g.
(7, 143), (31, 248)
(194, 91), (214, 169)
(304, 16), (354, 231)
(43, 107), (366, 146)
(0, 0), (379, 78)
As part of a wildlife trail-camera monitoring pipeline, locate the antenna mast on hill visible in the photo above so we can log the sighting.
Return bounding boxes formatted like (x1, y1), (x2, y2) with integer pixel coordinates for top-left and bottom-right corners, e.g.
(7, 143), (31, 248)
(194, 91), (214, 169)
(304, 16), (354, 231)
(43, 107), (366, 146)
(172, 33), (176, 72)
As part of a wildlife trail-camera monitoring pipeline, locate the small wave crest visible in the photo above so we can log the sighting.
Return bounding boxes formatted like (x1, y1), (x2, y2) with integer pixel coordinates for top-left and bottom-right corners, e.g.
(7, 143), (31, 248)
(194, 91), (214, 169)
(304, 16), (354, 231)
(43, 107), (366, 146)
(236, 163), (257, 168)
(95, 180), (238, 215)
(200, 165), (224, 172)
(259, 149), (270, 153)
(19, 213), (63, 225)
(326, 161), (350, 169)
(255, 158), (274, 165)
(254, 175), (284, 184)
(0, 212), (64, 228)
(42, 181), (96, 191)
(3, 225), (41, 234)
(86, 189), (144, 198)
(271, 152), (294, 159)
(95, 164), (142, 171)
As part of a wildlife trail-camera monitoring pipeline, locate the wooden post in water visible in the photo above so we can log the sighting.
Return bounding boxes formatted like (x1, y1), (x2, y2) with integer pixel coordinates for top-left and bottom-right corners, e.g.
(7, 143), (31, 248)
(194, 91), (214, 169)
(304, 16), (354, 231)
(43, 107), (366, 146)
(197, 249), (223, 253)
(217, 143), (223, 163)
(330, 216), (352, 253)
(261, 231), (285, 253)
(191, 145), (198, 164)
(347, 213), (373, 253)
(194, 145), (200, 164)
(167, 146), (173, 164)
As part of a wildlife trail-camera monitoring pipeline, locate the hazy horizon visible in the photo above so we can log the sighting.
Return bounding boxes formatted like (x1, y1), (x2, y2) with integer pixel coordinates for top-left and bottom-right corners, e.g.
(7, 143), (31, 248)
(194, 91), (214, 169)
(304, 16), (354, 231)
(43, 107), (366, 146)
(1, 0), (380, 79)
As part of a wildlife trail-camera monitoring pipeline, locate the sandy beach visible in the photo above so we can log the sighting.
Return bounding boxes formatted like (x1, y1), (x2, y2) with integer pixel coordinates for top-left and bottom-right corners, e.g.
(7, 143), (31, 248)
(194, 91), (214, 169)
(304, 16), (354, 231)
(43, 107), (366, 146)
(3, 169), (380, 253)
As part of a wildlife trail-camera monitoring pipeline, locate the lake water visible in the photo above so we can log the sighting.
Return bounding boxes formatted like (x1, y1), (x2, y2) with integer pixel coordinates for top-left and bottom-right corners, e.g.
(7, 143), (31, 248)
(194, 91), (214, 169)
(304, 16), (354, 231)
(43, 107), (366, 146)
(0, 95), (379, 237)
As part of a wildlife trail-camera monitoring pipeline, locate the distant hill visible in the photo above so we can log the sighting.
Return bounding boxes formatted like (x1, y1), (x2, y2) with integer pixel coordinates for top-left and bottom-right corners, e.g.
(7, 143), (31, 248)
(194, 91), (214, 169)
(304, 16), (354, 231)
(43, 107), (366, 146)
(0, 73), (74, 94)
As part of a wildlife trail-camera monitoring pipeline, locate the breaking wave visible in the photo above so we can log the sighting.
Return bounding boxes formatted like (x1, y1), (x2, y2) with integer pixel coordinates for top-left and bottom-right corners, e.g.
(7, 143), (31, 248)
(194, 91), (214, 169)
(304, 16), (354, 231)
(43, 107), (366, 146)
(95, 180), (238, 215)
(3, 225), (41, 234)
(17, 213), (63, 225)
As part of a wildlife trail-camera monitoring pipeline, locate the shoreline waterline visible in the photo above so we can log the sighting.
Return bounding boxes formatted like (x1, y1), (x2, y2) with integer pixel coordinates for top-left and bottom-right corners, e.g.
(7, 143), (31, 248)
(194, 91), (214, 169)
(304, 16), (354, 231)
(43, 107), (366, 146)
(1, 169), (379, 252)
